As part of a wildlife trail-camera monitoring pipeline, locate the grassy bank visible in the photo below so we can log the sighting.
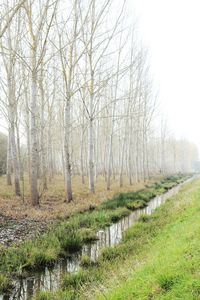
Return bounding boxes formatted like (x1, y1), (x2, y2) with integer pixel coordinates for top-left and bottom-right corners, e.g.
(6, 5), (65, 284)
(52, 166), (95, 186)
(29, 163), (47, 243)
(0, 175), (189, 294)
(93, 178), (200, 300)
(35, 175), (199, 300)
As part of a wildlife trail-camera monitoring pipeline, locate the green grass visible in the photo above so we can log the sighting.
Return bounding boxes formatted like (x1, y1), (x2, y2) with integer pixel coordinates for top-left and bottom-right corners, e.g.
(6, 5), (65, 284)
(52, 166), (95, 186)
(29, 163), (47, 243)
(126, 199), (147, 210)
(0, 174), (190, 294)
(35, 176), (198, 300)
(62, 270), (89, 289)
(36, 290), (74, 300)
(101, 175), (189, 211)
(78, 228), (98, 243)
(0, 274), (12, 293)
(80, 255), (93, 267)
(93, 178), (200, 300)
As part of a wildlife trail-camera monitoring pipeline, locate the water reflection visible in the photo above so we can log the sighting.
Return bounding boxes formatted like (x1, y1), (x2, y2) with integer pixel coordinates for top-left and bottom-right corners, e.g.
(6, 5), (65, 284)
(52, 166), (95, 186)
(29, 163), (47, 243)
(0, 179), (192, 300)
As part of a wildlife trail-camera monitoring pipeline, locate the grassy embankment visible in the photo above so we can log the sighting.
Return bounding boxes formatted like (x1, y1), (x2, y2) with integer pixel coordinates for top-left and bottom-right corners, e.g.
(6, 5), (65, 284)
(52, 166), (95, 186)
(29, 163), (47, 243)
(0, 175), (189, 294)
(36, 175), (200, 300)
(93, 177), (200, 300)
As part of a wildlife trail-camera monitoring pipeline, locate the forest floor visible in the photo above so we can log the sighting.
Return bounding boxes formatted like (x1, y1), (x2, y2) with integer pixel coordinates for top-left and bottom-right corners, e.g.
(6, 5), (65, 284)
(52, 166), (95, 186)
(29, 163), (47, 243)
(0, 175), (158, 246)
(0, 214), (47, 246)
(0, 175), (155, 220)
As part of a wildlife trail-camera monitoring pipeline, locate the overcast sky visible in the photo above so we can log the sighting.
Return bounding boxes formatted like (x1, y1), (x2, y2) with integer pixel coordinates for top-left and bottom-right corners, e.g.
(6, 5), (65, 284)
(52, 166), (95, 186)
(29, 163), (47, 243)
(128, 0), (200, 150)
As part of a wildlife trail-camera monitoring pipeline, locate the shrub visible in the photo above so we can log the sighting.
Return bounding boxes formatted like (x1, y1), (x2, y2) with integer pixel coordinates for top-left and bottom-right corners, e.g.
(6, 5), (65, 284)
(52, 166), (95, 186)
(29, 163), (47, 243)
(56, 226), (82, 253)
(137, 190), (156, 201)
(110, 208), (130, 223)
(32, 248), (58, 268)
(79, 228), (98, 243)
(138, 214), (151, 222)
(80, 255), (91, 267)
(75, 214), (92, 228)
(191, 279), (200, 296)
(101, 192), (138, 210)
(79, 255), (98, 268)
(88, 204), (97, 211)
(162, 182), (177, 190)
(0, 274), (12, 293)
(155, 187), (166, 195)
(158, 274), (180, 292)
(100, 247), (121, 261)
(37, 291), (53, 300)
(60, 234), (82, 253)
(126, 200), (147, 211)
(37, 290), (74, 300)
(62, 270), (88, 289)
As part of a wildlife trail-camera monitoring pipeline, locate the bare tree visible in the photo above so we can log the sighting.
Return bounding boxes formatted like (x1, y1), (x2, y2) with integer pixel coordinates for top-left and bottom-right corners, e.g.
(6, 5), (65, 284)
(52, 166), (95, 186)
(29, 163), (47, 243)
(24, 0), (58, 205)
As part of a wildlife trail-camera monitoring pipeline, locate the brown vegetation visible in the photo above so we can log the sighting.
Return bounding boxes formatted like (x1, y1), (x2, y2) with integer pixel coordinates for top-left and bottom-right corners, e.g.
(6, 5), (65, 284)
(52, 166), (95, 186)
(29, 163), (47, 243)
(0, 175), (158, 221)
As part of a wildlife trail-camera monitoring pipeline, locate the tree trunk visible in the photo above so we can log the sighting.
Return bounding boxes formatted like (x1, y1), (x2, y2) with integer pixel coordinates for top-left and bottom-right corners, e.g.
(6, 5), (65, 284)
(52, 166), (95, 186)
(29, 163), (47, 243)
(88, 66), (95, 193)
(128, 120), (133, 185)
(64, 97), (73, 202)
(80, 125), (85, 184)
(89, 115), (95, 193)
(25, 96), (31, 182)
(10, 120), (21, 196)
(30, 65), (39, 206)
(6, 129), (12, 186)
(39, 73), (48, 190)
(8, 74), (21, 196)
(16, 122), (23, 180)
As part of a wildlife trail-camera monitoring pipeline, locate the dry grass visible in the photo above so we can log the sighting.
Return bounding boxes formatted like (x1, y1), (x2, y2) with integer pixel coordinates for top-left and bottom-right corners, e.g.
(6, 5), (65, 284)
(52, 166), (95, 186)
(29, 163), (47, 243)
(0, 174), (160, 221)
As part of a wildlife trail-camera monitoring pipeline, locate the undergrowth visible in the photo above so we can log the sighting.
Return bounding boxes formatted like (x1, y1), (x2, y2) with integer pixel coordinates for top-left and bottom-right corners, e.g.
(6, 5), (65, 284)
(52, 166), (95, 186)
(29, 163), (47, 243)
(36, 175), (197, 300)
(0, 174), (190, 294)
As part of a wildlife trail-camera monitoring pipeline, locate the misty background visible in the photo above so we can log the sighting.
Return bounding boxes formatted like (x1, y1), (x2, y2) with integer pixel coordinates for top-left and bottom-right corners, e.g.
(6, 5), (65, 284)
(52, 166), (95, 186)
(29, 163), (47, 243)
(129, 0), (200, 153)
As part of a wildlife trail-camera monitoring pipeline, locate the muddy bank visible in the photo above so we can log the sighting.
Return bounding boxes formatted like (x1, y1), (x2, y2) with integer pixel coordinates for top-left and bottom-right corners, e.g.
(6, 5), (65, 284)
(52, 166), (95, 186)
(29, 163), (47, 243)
(0, 215), (47, 247)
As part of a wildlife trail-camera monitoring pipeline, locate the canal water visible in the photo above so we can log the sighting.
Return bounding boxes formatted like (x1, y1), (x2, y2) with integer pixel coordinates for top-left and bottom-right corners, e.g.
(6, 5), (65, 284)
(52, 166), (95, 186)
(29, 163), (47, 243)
(1, 177), (193, 300)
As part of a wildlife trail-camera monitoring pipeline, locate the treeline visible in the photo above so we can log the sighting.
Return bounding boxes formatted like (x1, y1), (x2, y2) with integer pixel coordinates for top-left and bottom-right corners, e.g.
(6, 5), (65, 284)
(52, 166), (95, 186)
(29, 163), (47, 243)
(0, 0), (198, 205)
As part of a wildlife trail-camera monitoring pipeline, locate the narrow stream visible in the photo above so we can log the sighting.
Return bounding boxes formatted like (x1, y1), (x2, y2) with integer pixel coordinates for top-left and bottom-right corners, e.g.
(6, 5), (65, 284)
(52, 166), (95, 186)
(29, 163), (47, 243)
(1, 178), (193, 300)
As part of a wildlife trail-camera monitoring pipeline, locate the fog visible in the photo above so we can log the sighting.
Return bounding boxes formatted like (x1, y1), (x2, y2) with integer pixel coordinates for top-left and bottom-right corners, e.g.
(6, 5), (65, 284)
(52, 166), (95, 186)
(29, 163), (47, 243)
(129, 0), (200, 152)
(0, 0), (198, 205)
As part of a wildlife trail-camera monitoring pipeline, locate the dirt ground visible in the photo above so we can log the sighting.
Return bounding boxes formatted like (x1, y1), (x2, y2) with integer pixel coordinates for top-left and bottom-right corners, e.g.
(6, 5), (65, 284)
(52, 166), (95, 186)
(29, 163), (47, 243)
(0, 214), (47, 246)
(0, 175), (157, 246)
(0, 175), (155, 220)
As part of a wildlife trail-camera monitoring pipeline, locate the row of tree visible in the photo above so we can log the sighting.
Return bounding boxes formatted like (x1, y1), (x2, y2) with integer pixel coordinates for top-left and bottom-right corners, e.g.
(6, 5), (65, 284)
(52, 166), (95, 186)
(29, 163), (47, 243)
(0, 0), (198, 206)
